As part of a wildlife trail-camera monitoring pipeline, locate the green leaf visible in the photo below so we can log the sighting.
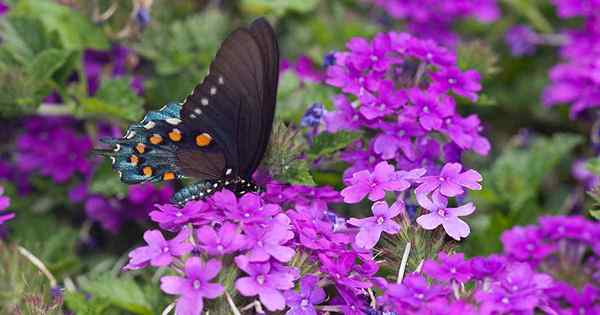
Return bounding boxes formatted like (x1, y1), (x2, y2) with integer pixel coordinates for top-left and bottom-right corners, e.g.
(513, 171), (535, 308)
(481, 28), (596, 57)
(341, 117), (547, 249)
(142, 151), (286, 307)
(89, 160), (128, 197)
(587, 158), (600, 177)
(308, 131), (361, 160)
(501, 0), (553, 33)
(79, 77), (144, 122)
(12, 0), (109, 50)
(241, 0), (319, 15)
(64, 292), (110, 315)
(80, 275), (153, 315)
(26, 48), (71, 82)
(282, 159), (316, 186)
(590, 210), (600, 220)
(457, 41), (499, 78)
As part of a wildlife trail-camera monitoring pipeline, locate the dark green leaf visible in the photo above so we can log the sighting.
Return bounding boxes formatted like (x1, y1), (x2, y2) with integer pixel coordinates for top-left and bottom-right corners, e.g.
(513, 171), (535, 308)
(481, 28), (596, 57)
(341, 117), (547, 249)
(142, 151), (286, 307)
(79, 77), (144, 122)
(308, 131), (361, 160)
(80, 275), (153, 315)
(26, 48), (71, 82)
(89, 160), (128, 197)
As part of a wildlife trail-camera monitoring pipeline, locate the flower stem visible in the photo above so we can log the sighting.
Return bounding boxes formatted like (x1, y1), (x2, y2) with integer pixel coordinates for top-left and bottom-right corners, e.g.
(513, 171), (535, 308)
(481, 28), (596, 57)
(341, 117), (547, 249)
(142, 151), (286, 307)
(397, 242), (411, 283)
(225, 291), (242, 315)
(17, 246), (57, 287)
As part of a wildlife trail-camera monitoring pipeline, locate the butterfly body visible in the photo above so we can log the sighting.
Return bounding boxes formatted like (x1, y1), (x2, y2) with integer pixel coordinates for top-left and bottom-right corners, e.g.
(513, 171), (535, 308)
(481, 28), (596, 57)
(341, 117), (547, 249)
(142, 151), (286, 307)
(99, 18), (279, 205)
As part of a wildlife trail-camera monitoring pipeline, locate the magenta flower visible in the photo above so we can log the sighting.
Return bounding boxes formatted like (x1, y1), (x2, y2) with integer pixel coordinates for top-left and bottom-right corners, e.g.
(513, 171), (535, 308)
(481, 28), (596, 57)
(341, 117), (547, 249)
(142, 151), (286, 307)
(214, 190), (280, 225)
(416, 162), (482, 197)
(341, 161), (411, 204)
(243, 222), (295, 263)
(0, 186), (14, 225)
(416, 191), (475, 240)
(235, 256), (296, 311)
(160, 257), (224, 315)
(149, 200), (208, 230)
(196, 222), (246, 256)
(500, 226), (556, 263)
(383, 273), (448, 310)
(431, 67), (481, 102)
(124, 228), (193, 270)
(422, 252), (472, 283)
(347, 200), (403, 249)
(284, 275), (326, 315)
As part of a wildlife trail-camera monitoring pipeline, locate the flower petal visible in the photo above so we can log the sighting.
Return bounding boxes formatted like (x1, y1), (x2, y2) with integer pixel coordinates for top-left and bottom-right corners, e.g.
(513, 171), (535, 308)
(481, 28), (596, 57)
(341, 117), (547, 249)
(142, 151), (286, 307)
(416, 213), (443, 230)
(259, 288), (286, 311)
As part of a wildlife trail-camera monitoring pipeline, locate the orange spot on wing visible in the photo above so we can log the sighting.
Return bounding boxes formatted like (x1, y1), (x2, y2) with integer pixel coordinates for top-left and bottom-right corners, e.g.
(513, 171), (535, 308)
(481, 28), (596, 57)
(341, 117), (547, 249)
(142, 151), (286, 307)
(129, 155), (139, 165)
(142, 166), (153, 177)
(135, 143), (146, 154)
(168, 129), (182, 142)
(149, 134), (163, 145)
(163, 172), (176, 181)
(195, 133), (212, 147)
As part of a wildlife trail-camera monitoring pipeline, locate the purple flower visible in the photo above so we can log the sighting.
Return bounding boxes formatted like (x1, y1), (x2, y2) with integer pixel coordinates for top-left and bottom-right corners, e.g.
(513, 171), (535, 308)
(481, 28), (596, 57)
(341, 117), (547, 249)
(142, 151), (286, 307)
(235, 256), (296, 311)
(341, 161), (411, 203)
(149, 200), (208, 230)
(0, 186), (14, 225)
(0, 1), (9, 16)
(475, 263), (553, 315)
(124, 228), (193, 270)
(501, 226), (556, 263)
(243, 221), (296, 263)
(431, 67), (481, 102)
(196, 222), (246, 256)
(300, 102), (325, 128)
(422, 252), (472, 283)
(416, 162), (482, 197)
(214, 190), (280, 225)
(416, 191), (475, 240)
(347, 200), (403, 249)
(319, 253), (372, 291)
(284, 275), (326, 315)
(470, 255), (506, 279)
(383, 273), (448, 311)
(160, 257), (224, 315)
(505, 25), (540, 56)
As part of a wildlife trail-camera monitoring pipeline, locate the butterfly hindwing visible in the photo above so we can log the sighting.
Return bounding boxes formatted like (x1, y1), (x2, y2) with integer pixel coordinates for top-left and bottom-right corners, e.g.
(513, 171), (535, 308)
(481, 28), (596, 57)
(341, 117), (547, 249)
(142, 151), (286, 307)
(180, 17), (279, 179)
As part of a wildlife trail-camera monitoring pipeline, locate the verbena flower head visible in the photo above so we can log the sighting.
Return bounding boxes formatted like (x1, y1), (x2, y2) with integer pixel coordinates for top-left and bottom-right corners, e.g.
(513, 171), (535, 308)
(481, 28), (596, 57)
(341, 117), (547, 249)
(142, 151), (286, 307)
(348, 200), (404, 249)
(416, 162), (482, 197)
(160, 257), (224, 315)
(341, 161), (414, 203)
(416, 191), (476, 240)
(284, 275), (326, 315)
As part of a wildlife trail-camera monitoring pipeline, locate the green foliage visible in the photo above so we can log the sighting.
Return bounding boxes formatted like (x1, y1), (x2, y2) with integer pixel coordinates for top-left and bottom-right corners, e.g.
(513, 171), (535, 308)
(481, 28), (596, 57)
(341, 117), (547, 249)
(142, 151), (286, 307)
(307, 131), (361, 160)
(241, 0), (319, 16)
(89, 160), (129, 197)
(457, 41), (499, 79)
(11, 0), (109, 50)
(276, 71), (336, 121)
(263, 122), (315, 185)
(466, 133), (582, 255)
(0, 243), (65, 315)
(76, 274), (154, 315)
(79, 77), (145, 122)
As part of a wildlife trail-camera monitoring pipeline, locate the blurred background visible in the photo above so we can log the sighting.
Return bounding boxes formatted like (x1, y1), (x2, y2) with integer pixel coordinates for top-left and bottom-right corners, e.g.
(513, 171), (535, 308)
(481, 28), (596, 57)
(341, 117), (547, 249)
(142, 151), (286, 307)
(0, 0), (598, 313)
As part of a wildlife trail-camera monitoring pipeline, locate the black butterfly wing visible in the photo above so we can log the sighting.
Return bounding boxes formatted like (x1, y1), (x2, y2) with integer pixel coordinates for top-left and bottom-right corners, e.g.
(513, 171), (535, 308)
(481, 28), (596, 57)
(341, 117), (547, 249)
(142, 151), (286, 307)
(179, 17), (279, 179)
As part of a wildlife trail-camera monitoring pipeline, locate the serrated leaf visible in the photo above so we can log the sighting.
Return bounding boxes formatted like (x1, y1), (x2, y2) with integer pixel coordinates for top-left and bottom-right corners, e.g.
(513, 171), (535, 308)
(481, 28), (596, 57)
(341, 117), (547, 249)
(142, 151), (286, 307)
(79, 77), (144, 122)
(281, 159), (316, 186)
(26, 48), (71, 82)
(80, 275), (153, 315)
(308, 131), (360, 160)
(0, 15), (52, 64)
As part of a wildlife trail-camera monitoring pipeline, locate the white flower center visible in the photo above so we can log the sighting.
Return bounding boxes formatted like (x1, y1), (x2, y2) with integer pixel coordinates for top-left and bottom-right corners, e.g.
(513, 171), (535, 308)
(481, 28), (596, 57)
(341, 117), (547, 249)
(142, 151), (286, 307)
(448, 78), (457, 84)
(377, 217), (385, 225)
(437, 209), (446, 217)
(256, 275), (265, 285)
(501, 297), (510, 304)
(301, 299), (310, 307)
(193, 280), (201, 289)
(175, 211), (183, 217)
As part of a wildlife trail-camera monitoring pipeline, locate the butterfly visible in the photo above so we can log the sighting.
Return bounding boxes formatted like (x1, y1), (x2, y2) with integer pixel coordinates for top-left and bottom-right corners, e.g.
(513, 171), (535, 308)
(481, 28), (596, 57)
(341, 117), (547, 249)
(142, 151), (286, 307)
(99, 18), (279, 205)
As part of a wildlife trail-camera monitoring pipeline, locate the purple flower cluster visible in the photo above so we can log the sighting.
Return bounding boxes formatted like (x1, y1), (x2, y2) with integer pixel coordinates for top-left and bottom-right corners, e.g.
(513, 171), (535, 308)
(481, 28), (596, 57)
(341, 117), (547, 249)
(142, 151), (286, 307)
(15, 117), (93, 184)
(84, 44), (144, 96)
(369, 0), (500, 46)
(326, 33), (486, 241)
(280, 55), (324, 84)
(543, 1), (600, 118)
(0, 186), (14, 225)
(371, 215), (600, 314)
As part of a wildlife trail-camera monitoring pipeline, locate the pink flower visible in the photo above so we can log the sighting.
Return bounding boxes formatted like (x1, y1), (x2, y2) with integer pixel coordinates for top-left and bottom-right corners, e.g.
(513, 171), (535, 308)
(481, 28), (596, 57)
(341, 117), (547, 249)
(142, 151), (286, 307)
(160, 257), (224, 315)
(341, 161), (411, 204)
(348, 200), (403, 249)
(196, 222), (247, 256)
(416, 162), (482, 197)
(416, 191), (475, 240)
(235, 256), (296, 311)
(0, 186), (14, 225)
(124, 228), (193, 270)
